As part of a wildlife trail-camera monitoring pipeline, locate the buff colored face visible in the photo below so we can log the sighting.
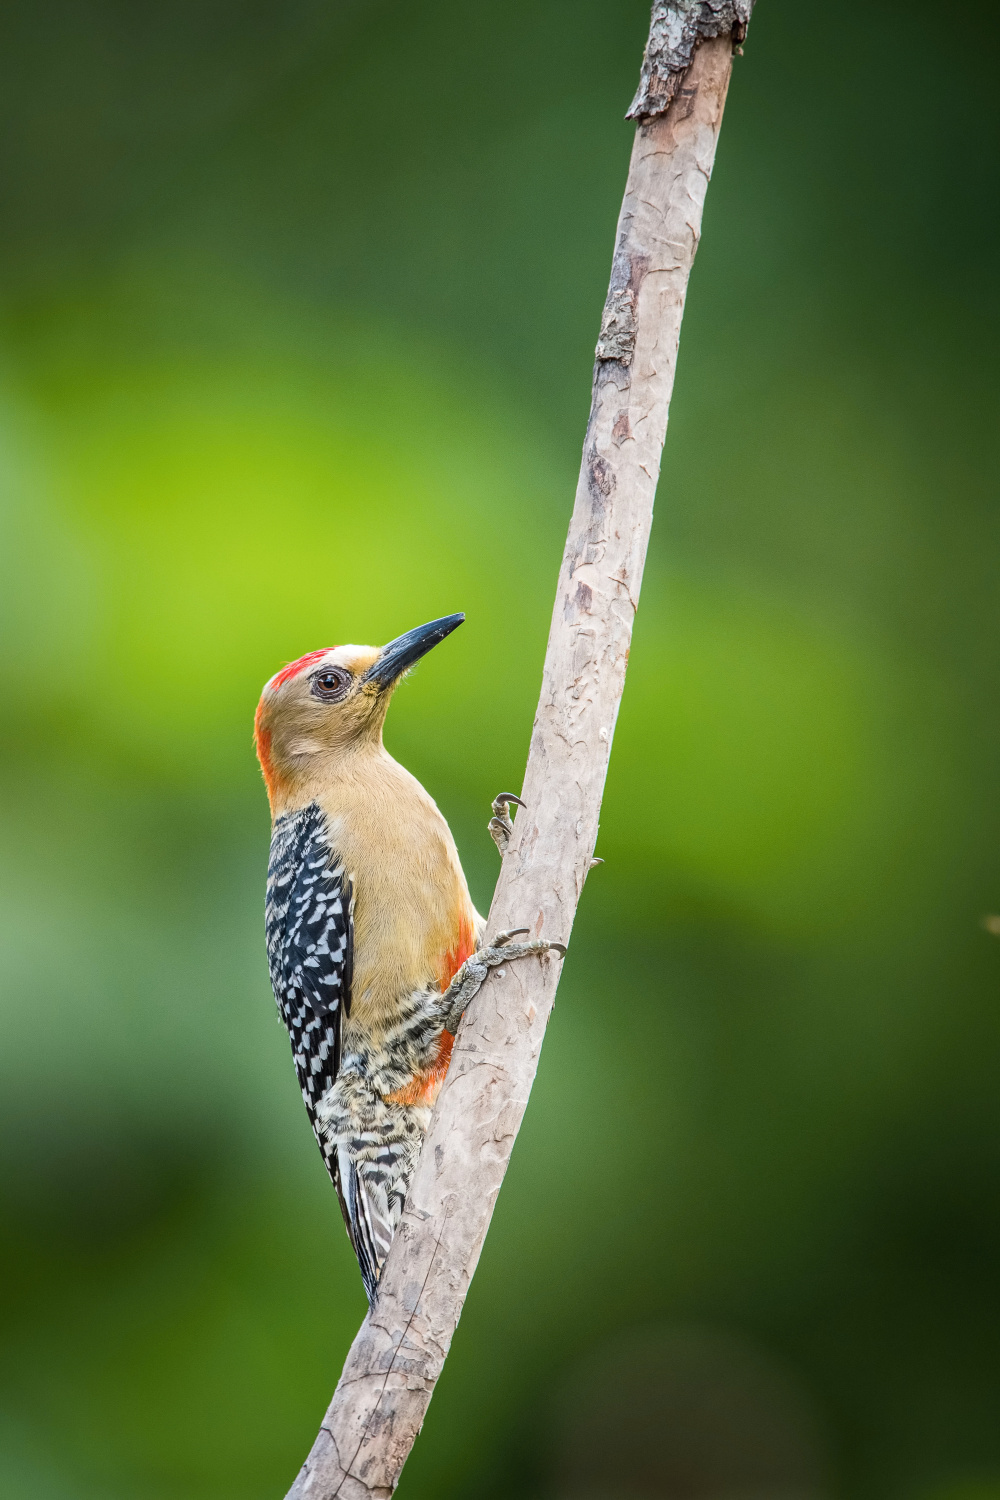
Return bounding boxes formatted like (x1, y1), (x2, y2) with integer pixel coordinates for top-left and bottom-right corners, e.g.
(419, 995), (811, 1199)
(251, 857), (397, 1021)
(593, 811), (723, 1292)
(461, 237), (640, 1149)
(254, 613), (465, 807)
(255, 645), (385, 799)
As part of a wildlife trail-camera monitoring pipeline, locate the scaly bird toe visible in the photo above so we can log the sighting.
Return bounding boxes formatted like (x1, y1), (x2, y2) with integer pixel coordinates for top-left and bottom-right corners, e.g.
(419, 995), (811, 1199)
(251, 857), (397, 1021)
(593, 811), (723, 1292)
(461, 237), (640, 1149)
(488, 792), (526, 856)
(440, 932), (567, 1033)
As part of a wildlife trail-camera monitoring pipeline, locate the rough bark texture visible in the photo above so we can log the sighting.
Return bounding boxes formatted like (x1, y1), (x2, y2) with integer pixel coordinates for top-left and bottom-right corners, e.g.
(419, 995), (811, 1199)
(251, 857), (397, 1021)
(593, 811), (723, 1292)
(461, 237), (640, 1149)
(285, 30), (739, 1500)
(627, 0), (753, 121)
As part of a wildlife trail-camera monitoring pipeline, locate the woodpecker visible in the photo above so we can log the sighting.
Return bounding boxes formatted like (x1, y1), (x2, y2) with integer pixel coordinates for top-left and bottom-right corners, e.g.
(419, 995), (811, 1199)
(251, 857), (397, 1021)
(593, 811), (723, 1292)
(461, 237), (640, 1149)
(254, 614), (563, 1306)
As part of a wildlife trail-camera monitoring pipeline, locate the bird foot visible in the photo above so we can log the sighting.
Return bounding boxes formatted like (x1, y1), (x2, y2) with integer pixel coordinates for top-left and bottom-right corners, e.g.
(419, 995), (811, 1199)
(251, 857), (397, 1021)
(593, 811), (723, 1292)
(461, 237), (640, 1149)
(440, 927), (567, 1033)
(488, 792), (525, 856)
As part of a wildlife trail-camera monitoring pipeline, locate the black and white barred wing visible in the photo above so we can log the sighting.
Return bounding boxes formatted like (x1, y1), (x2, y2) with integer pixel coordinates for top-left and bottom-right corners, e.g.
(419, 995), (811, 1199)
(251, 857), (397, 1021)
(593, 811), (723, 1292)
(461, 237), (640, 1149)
(264, 801), (417, 1308)
(265, 802), (353, 1138)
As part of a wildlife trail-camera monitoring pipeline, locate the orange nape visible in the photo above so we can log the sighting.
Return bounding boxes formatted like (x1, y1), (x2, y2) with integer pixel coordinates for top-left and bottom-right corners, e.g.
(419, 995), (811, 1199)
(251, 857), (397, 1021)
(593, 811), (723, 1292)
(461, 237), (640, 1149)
(253, 699), (279, 808)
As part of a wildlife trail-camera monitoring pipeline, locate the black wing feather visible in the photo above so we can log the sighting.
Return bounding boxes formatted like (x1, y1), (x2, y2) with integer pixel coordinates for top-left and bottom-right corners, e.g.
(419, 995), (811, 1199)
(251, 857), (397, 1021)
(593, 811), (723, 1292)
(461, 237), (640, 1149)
(265, 802), (353, 1148)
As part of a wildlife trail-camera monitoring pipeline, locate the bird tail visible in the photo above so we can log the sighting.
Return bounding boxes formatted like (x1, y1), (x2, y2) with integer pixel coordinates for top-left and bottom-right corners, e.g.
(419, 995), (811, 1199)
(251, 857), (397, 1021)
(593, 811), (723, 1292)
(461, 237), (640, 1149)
(335, 1143), (398, 1309)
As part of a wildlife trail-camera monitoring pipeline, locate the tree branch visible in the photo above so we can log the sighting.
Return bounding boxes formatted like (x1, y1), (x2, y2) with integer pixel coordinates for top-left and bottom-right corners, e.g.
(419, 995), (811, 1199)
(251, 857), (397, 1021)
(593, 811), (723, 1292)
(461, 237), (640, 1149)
(285, 12), (753, 1497)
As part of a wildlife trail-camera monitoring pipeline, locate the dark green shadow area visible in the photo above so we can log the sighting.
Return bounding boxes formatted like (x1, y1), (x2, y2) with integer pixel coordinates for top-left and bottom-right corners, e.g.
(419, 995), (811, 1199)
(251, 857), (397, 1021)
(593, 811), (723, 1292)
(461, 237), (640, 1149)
(0, 2), (998, 1499)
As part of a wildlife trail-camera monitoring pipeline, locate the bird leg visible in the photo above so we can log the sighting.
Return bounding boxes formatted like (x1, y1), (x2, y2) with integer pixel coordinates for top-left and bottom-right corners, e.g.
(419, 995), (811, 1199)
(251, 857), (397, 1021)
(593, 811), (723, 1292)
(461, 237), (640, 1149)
(488, 792), (526, 856)
(440, 927), (566, 1034)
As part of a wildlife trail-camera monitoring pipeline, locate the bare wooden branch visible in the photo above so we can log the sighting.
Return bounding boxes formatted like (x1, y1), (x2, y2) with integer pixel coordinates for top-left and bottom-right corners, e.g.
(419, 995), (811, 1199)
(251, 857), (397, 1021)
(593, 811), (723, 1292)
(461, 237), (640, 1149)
(285, 21), (747, 1500)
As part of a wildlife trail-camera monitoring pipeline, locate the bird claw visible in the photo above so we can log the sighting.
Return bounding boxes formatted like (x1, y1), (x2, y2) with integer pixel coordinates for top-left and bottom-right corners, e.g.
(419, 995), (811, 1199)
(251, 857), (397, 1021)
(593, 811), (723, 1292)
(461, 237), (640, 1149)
(441, 931), (567, 1032)
(494, 927), (530, 945)
(488, 792), (526, 856)
(493, 928), (567, 961)
(493, 793), (526, 815)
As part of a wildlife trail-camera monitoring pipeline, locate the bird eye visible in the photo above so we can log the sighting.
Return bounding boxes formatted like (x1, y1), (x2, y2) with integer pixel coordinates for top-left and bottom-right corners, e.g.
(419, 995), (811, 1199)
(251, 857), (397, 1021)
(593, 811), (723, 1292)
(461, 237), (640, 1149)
(312, 668), (350, 701)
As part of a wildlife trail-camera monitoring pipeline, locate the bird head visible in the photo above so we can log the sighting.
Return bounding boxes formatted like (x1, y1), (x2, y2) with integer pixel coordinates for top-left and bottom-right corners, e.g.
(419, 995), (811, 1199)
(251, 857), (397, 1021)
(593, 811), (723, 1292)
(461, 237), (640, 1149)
(254, 613), (464, 810)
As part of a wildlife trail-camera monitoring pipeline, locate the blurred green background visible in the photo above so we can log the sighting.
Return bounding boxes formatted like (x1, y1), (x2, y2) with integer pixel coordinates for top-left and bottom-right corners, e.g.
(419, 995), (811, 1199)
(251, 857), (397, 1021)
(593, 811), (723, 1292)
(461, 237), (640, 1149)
(0, 2), (998, 1497)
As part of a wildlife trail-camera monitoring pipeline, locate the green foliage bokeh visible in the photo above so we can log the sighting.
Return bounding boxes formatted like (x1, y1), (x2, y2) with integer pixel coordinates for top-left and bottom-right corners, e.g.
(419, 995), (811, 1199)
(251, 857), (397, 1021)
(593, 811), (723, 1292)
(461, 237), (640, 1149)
(0, 3), (998, 1499)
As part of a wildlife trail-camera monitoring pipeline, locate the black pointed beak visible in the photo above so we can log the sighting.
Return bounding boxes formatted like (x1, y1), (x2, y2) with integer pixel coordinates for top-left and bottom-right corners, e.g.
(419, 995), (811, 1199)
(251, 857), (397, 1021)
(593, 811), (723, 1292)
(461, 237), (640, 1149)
(363, 613), (465, 690)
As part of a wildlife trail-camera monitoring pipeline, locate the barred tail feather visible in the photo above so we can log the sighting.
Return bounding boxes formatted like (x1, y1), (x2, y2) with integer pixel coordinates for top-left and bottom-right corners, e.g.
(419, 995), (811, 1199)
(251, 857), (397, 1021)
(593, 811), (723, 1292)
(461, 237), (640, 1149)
(336, 1143), (396, 1308)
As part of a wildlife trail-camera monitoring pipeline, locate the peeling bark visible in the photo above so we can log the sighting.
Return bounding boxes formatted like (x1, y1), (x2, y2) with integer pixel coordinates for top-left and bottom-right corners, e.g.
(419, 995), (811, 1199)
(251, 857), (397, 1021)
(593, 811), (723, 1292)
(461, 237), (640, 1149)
(627, 0), (754, 122)
(284, 23), (747, 1500)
